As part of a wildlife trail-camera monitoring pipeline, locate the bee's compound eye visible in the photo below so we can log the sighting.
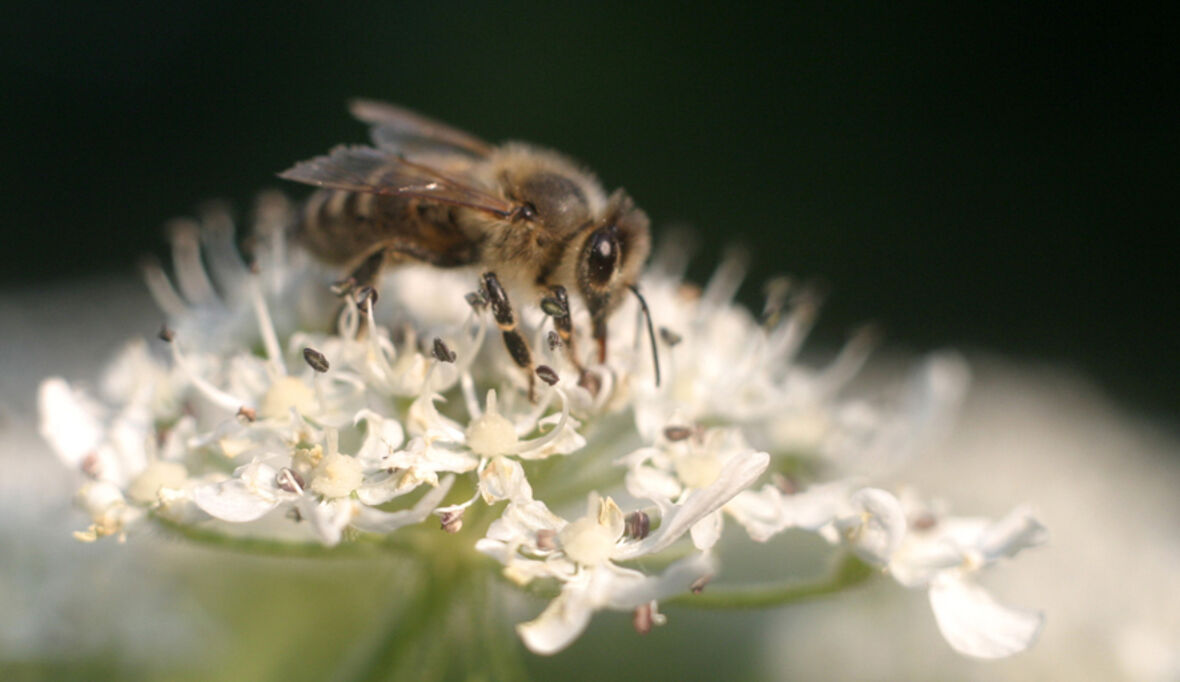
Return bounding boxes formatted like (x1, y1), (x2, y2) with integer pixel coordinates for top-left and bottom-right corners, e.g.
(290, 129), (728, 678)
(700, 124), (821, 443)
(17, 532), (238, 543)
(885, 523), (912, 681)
(585, 228), (619, 288)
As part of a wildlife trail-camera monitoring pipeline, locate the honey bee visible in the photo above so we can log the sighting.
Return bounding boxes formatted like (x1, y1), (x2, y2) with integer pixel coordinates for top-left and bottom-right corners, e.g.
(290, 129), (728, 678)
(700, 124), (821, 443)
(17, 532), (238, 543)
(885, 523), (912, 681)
(279, 100), (659, 397)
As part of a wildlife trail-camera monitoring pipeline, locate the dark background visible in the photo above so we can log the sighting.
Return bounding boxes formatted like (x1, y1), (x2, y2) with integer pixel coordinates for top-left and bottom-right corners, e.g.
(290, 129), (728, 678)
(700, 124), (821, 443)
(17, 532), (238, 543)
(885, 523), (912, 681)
(3, 3), (1175, 421)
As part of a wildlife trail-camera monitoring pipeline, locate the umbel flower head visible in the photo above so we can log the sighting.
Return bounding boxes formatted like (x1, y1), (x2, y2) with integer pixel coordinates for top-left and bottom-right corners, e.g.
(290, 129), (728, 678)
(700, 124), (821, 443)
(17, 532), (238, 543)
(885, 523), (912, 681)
(38, 195), (1045, 661)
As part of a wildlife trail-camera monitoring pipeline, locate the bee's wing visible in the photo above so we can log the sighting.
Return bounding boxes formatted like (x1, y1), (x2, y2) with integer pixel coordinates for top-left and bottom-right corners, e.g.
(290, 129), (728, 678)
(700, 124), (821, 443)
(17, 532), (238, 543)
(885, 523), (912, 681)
(279, 145), (519, 218)
(349, 99), (494, 158)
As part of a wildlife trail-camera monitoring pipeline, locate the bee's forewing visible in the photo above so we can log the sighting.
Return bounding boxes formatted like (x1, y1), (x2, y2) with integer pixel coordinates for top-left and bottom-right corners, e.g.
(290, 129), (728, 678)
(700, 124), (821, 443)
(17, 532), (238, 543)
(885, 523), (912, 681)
(279, 145), (520, 218)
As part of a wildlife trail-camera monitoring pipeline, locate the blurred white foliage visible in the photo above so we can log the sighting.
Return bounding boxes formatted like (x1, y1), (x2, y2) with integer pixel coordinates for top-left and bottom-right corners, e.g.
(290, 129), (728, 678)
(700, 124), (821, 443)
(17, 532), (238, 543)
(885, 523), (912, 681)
(763, 360), (1180, 681)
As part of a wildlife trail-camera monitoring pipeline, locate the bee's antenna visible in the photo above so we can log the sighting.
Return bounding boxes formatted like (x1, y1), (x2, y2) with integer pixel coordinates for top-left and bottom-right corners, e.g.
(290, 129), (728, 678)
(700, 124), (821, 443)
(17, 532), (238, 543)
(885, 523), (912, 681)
(628, 285), (661, 387)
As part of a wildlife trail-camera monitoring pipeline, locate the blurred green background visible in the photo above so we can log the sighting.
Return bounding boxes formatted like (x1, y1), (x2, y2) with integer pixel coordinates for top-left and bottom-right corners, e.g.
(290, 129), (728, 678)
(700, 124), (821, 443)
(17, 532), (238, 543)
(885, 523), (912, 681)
(2, 3), (1175, 417)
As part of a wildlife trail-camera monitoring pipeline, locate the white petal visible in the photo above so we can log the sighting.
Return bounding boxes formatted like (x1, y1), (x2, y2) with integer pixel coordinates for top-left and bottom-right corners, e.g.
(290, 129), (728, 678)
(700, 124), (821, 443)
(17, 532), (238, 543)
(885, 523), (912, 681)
(727, 486), (788, 542)
(406, 392), (465, 442)
(193, 479), (280, 522)
(355, 473), (412, 506)
(604, 552), (717, 609)
(888, 539), (964, 588)
(837, 487), (906, 565)
(481, 499), (564, 546)
(353, 410), (406, 466)
(479, 456), (533, 504)
(518, 553), (715, 655)
(977, 505), (1047, 563)
(783, 479), (857, 530)
(616, 450), (768, 559)
(522, 411), (586, 458)
(690, 509), (723, 550)
(625, 465), (682, 503)
(38, 379), (104, 468)
(106, 410), (151, 479)
(303, 497), (356, 545)
(517, 575), (597, 655)
(352, 475), (455, 533)
(929, 573), (1043, 659)
(78, 481), (126, 517)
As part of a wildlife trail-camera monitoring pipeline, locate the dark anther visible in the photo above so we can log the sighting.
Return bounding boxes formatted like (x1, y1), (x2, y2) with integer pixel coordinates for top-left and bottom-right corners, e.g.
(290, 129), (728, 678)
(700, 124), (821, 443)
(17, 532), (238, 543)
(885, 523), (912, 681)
(275, 467), (305, 493)
(632, 603), (654, 635)
(432, 338), (457, 363)
(912, 513), (938, 531)
(771, 472), (798, 495)
(237, 406), (257, 423)
(624, 511), (651, 540)
(658, 327), (682, 347)
(578, 370), (602, 398)
(663, 425), (692, 442)
(303, 347), (330, 373)
(690, 574), (712, 594)
(355, 286), (378, 310)
(536, 365), (559, 386)
(157, 324), (175, 343)
(80, 452), (102, 478)
(540, 296), (565, 317)
(439, 510), (464, 534)
(536, 529), (557, 551)
(547, 330), (561, 351)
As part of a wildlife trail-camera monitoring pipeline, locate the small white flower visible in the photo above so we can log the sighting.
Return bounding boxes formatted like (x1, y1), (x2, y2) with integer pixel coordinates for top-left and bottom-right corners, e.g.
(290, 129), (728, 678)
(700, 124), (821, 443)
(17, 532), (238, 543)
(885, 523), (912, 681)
(833, 487), (908, 566)
(478, 490), (728, 654)
(727, 478), (859, 541)
(890, 502), (1047, 658)
(619, 429), (771, 554)
(193, 459), (298, 522)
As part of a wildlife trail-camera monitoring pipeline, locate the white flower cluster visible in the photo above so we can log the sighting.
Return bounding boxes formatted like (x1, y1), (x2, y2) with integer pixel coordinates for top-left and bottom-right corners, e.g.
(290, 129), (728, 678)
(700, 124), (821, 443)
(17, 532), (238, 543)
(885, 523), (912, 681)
(37, 196), (1045, 658)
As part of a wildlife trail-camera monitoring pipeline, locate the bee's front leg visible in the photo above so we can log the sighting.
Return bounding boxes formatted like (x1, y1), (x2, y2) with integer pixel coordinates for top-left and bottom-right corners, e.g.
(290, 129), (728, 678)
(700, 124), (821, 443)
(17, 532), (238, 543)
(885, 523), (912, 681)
(541, 285), (586, 374)
(482, 271), (537, 401)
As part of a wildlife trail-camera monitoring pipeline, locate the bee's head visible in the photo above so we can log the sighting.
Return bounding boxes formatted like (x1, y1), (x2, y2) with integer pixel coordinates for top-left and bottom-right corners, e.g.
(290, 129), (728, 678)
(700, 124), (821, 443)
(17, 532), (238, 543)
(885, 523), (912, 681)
(575, 190), (651, 345)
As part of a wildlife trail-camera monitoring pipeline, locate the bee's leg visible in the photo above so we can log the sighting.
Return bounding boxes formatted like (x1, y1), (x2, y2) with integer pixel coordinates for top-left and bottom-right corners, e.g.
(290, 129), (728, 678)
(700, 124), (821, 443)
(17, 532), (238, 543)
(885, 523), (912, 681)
(541, 285), (586, 374)
(333, 246), (388, 295)
(323, 246), (386, 337)
(482, 271), (536, 401)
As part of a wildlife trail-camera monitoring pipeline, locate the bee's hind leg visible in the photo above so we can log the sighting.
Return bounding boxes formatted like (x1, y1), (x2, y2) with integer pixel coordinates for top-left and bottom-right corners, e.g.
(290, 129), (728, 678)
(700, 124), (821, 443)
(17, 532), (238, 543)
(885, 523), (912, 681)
(482, 271), (537, 402)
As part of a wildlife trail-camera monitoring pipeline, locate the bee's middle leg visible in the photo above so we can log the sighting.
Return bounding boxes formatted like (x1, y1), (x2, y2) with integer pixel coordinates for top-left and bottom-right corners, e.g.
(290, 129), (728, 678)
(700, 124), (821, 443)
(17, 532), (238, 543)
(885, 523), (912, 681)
(332, 245), (416, 335)
(333, 245), (388, 296)
(482, 271), (537, 401)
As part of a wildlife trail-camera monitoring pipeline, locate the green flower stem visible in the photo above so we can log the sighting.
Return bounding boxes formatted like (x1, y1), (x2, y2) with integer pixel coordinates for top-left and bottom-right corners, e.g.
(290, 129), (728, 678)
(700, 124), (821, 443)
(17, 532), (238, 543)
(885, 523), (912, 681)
(670, 554), (874, 609)
(475, 576), (530, 682)
(343, 567), (450, 682)
(342, 553), (526, 681)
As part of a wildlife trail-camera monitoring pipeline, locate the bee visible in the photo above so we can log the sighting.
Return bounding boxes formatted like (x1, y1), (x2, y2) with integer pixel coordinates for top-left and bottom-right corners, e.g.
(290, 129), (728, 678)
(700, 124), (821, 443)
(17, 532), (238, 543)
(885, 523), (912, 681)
(279, 100), (660, 398)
